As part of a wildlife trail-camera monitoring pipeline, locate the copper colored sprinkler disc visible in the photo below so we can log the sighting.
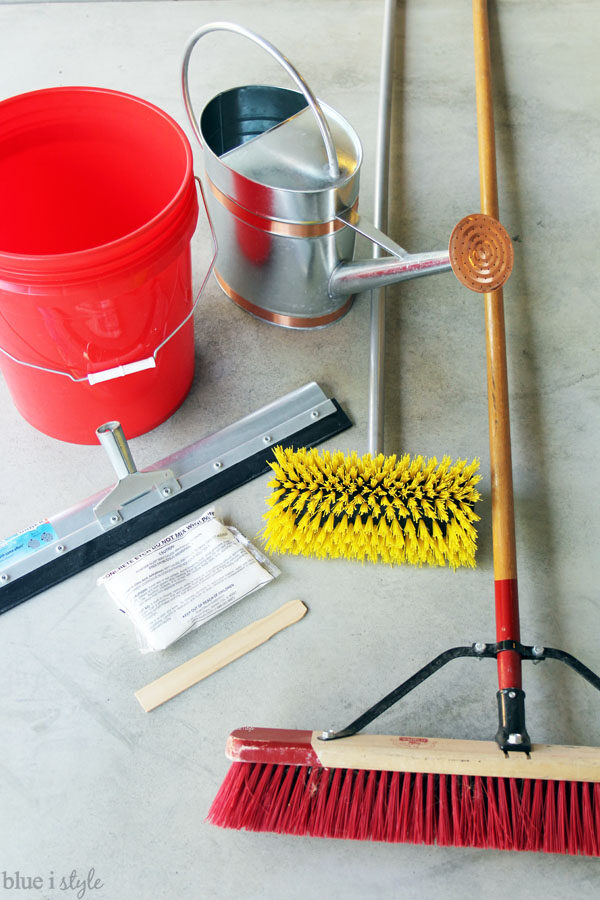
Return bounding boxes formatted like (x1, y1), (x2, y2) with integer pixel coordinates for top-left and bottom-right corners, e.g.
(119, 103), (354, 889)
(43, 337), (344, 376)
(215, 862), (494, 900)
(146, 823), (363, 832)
(448, 213), (514, 293)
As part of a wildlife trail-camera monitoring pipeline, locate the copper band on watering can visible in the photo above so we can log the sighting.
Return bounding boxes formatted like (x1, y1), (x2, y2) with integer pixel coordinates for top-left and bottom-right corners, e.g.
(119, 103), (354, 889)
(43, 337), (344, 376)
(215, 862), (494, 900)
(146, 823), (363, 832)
(214, 271), (354, 328)
(206, 175), (359, 238)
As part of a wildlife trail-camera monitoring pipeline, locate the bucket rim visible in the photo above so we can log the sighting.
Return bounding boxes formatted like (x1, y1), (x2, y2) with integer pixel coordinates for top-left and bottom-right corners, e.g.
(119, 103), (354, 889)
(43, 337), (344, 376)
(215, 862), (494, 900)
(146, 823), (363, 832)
(0, 85), (196, 275)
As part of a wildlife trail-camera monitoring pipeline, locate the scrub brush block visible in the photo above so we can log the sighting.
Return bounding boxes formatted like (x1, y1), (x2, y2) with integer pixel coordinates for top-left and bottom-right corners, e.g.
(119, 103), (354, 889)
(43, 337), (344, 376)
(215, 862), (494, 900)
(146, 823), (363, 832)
(263, 447), (481, 568)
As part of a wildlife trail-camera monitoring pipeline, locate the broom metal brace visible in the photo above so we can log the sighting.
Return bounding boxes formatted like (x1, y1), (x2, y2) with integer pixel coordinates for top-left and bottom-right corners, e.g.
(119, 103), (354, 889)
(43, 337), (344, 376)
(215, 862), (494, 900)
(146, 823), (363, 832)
(318, 640), (600, 753)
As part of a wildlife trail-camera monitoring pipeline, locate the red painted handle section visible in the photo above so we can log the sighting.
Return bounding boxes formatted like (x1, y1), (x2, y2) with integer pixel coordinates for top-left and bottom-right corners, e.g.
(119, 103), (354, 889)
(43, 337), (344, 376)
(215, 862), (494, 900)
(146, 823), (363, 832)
(495, 578), (522, 689)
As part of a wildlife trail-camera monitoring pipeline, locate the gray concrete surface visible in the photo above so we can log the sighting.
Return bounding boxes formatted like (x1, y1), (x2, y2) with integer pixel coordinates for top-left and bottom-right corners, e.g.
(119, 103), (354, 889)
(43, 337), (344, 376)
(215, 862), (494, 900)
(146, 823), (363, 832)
(0, 1), (599, 897)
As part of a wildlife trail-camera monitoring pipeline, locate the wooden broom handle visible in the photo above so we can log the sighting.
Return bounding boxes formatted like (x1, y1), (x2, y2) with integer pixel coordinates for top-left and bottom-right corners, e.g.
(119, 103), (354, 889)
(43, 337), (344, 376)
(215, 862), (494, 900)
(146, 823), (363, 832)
(473, 0), (521, 689)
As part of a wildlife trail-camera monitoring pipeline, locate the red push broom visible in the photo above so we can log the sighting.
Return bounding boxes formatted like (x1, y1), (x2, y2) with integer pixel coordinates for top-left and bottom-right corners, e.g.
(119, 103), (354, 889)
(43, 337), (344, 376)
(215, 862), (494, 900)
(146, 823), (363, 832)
(207, 0), (600, 853)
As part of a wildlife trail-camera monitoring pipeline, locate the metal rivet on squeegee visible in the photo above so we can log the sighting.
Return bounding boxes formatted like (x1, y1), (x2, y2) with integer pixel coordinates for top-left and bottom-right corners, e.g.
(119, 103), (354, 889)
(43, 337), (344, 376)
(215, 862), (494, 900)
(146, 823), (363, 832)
(263, 435), (272, 444)
(213, 461), (223, 470)
(0, 574), (9, 583)
(56, 544), (66, 554)
(161, 487), (172, 497)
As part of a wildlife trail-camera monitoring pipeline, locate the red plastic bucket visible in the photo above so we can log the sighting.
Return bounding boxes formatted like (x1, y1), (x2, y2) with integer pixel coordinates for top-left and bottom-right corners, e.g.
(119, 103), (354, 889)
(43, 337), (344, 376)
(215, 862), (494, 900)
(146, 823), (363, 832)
(0, 87), (199, 443)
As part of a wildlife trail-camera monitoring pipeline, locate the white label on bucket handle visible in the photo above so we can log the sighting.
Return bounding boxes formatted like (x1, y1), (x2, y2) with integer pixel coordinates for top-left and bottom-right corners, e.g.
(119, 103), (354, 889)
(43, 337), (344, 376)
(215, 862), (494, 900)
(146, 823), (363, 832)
(87, 357), (156, 385)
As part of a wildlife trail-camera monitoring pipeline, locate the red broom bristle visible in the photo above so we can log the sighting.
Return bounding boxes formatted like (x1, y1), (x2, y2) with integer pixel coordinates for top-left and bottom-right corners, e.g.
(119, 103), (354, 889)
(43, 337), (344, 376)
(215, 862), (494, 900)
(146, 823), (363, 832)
(424, 773), (436, 845)
(278, 765), (308, 834)
(358, 770), (378, 841)
(580, 782), (596, 857)
(206, 761), (243, 828)
(384, 771), (401, 842)
(595, 783), (600, 855)
(263, 765), (286, 829)
(207, 762), (600, 855)
(264, 764), (294, 833)
(471, 776), (487, 848)
(335, 768), (356, 838)
(345, 769), (366, 838)
(436, 774), (452, 846)
(555, 781), (569, 854)
(397, 772), (412, 843)
(520, 778), (535, 849)
(450, 771), (461, 846)
(371, 771), (389, 842)
(509, 777), (523, 850)
(484, 776), (502, 850)
(568, 782), (583, 856)
(409, 773), (425, 845)
(245, 764), (277, 832)
(543, 778), (558, 854)
(293, 766), (321, 835)
(527, 778), (544, 852)
(310, 767), (330, 838)
(319, 767), (344, 838)
(459, 775), (474, 847)
(496, 777), (514, 850)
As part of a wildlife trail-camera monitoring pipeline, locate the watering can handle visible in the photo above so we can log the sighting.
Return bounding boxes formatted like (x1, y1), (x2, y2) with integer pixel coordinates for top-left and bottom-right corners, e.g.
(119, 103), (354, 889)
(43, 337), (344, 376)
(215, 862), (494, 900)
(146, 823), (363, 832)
(181, 21), (340, 181)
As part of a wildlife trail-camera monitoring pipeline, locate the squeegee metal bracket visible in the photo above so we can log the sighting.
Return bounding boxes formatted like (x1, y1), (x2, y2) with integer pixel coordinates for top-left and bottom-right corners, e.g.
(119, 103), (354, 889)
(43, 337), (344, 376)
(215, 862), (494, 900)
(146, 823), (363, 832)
(0, 381), (351, 615)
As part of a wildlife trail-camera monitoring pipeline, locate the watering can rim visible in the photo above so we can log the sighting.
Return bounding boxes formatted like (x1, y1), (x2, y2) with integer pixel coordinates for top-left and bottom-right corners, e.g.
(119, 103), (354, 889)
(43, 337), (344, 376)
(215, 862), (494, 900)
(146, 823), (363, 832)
(198, 84), (364, 197)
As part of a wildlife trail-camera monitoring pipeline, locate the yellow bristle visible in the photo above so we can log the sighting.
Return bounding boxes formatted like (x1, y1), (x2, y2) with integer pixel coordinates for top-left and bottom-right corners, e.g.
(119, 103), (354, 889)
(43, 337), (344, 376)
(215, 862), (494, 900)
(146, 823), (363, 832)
(263, 445), (481, 568)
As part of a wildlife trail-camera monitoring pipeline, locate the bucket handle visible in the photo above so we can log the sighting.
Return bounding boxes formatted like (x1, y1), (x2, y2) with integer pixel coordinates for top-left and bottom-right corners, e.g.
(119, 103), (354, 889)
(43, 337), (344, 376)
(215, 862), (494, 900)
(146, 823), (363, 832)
(0, 178), (217, 385)
(181, 21), (340, 181)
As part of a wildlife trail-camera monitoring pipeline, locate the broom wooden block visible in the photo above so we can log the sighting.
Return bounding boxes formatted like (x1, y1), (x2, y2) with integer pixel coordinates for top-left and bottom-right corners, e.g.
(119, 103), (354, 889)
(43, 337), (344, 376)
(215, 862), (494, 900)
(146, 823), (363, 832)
(135, 599), (307, 712)
(226, 727), (600, 783)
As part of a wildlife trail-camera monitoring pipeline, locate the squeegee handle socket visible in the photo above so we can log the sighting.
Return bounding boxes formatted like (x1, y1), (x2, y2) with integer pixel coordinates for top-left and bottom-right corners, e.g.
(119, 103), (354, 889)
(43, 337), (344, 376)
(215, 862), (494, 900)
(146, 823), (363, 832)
(96, 422), (138, 480)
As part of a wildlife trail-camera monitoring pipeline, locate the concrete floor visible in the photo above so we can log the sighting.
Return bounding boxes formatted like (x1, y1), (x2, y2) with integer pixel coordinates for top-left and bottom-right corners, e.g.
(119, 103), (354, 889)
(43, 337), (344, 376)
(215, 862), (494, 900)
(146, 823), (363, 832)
(0, 1), (599, 897)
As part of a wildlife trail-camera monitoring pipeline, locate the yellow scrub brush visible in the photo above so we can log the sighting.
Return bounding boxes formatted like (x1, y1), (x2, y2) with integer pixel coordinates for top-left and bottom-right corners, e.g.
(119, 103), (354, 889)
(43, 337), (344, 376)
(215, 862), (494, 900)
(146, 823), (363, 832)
(264, 447), (482, 568)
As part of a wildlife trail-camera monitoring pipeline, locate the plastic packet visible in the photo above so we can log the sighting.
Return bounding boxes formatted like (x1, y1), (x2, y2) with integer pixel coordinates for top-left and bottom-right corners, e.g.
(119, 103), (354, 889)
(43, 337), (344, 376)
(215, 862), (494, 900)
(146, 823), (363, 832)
(98, 510), (279, 651)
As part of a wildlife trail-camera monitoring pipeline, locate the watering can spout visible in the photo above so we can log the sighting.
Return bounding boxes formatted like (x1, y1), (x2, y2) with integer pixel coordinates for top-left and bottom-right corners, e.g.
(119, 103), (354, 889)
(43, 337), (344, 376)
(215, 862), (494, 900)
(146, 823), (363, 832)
(329, 212), (514, 299)
(329, 250), (453, 298)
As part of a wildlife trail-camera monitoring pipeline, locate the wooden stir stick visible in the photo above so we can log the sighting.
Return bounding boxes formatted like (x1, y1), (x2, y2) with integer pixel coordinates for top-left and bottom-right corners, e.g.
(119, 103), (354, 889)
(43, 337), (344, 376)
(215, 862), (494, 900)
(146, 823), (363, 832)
(136, 599), (307, 712)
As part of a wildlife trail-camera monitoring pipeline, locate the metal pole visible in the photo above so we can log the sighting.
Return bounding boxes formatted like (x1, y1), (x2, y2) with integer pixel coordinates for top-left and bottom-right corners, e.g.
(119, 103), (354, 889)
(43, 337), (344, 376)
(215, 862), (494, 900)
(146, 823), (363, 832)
(368, 0), (397, 456)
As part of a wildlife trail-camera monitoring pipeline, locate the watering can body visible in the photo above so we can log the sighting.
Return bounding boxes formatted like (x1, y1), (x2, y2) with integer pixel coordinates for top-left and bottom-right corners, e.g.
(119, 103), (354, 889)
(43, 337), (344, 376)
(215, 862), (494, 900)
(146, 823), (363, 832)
(183, 23), (511, 329)
(198, 85), (451, 328)
(200, 86), (362, 327)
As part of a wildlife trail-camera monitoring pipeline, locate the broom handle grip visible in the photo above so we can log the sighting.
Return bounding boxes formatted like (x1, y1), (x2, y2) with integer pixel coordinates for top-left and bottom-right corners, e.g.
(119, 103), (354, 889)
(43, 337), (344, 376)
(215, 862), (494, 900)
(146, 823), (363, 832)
(473, 0), (521, 690)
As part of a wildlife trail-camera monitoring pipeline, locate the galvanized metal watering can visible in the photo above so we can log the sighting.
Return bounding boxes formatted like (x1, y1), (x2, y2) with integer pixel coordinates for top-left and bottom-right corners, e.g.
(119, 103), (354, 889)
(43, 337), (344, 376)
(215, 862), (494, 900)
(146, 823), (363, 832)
(182, 23), (513, 328)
